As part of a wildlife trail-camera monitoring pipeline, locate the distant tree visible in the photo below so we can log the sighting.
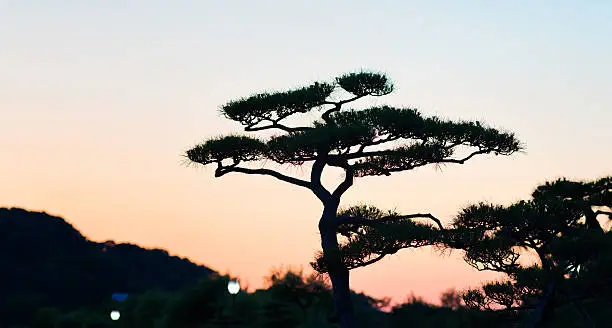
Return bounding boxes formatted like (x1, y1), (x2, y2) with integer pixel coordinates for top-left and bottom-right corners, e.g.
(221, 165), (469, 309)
(31, 307), (62, 328)
(57, 310), (90, 328)
(353, 291), (391, 312)
(185, 70), (521, 327)
(447, 176), (612, 326)
(129, 290), (169, 328)
(260, 300), (301, 328)
(440, 288), (464, 310)
(390, 295), (464, 328)
(163, 276), (230, 327)
(265, 266), (330, 321)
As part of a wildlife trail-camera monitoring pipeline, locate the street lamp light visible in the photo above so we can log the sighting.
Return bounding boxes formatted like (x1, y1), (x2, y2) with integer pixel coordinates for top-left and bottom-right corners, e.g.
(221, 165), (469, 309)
(227, 280), (240, 295)
(110, 310), (120, 321)
(110, 293), (127, 322)
(228, 280), (240, 308)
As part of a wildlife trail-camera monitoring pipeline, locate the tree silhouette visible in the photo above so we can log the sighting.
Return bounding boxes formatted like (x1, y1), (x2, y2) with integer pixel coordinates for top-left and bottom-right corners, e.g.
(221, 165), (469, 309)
(260, 300), (301, 328)
(185, 70), (521, 327)
(163, 276), (229, 327)
(265, 267), (330, 321)
(440, 288), (464, 310)
(0, 207), (215, 326)
(447, 176), (612, 327)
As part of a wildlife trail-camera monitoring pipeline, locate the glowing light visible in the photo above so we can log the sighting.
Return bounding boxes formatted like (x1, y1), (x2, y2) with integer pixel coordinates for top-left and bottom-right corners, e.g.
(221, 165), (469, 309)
(110, 310), (120, 320)
(227, 280), (240, 295)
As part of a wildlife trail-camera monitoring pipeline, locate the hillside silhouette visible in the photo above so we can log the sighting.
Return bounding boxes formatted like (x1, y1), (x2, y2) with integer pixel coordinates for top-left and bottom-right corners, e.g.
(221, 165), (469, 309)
(0, 207), (215, 321)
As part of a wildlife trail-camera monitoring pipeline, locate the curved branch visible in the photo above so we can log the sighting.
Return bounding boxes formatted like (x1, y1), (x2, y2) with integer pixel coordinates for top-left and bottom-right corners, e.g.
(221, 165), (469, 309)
(321, 104), (341, 123)
(437, 149), (490, 164)
(321, 95), (365, 122)
(312, 251), (389, 273)
(332, 166), (354, 199)
(323, 156), (353, 200)
(337, 212), (444, 230)
(215, 165), (312, 190)
(356, 135), (401, 153)
(311, 158), (332, 203)
(345, 148), (499, 177)
(245, 122), (312, 133)
(344, 148), (489, 163)
(353, 253), (387, 269)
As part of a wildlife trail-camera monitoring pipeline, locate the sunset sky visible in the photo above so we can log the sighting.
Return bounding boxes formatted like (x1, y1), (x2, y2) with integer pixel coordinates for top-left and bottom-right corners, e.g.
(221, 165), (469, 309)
(2, 1), (611, 305)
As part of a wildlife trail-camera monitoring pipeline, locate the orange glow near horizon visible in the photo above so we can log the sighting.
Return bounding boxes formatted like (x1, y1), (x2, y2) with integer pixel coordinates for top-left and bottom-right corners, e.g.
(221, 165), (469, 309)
(2, 1), (612, 306)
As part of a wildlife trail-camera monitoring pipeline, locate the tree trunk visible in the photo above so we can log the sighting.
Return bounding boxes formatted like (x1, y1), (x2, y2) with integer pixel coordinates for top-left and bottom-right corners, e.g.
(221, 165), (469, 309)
(526, 249), (556, 328)
(319, 205), (356, 328)
(571, 300), (596, 328)
(583, 208), (604, 232)
(525, 281), (556, 328)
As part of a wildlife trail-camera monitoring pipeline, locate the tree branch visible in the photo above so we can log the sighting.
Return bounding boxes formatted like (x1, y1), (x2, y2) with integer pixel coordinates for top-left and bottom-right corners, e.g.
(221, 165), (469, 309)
(356, 135), (401, 153)
(345, 148), (490, 163)
(354, 254), (387, 268)
(311, 158), (332, 203)
(215, 164), (312, 190)
(332, 165), (354, 199)
(594, 210), (612, 218)
(337, 213), (444, 230)
(321, 95), (365, 122)
(437, 149), (490, 164)
(245, 122), (312, 133)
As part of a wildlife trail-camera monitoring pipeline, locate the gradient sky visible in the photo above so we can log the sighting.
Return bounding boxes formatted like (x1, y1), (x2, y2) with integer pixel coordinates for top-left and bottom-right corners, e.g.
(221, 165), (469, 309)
(2, 1), (611, 305)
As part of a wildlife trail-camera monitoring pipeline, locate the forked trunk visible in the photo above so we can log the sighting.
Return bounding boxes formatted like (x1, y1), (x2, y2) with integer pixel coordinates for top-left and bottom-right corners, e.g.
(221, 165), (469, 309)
(320, 205), (356, 328)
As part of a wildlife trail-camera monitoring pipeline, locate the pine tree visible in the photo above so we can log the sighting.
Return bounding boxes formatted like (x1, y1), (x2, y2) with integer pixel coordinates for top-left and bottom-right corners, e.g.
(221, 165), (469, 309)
(185, 70), (522, 327)
(449, 176), (612, 326)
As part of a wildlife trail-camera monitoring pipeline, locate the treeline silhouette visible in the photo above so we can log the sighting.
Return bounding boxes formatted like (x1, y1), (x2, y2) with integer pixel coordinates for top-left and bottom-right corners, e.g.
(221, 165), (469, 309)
(0, 208), (214, 327)
(2, 200), (611, 327)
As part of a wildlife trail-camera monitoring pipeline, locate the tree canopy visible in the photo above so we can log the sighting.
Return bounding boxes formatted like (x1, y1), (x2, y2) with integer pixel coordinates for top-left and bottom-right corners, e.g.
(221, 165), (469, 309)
(185, 70), (523, 327)
(310, 205), (444, 273)
(186, 71), (522, 273)
(446, 176), (612, 324)
(186, 71), (520, 194)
